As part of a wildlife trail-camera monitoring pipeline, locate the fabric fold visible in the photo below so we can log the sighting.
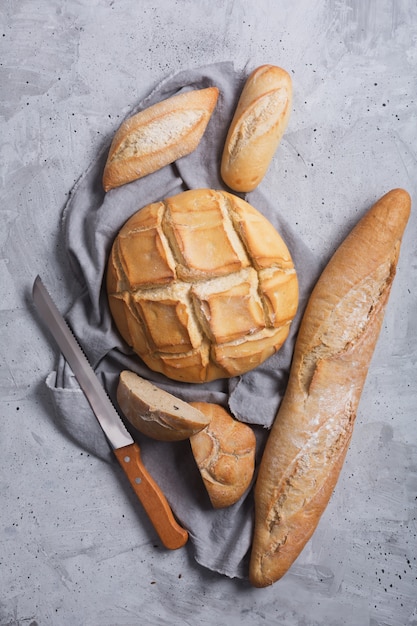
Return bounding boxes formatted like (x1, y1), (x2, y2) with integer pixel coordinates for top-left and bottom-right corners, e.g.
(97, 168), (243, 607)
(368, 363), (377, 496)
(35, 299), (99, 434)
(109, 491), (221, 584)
(45, 61), (320, 579)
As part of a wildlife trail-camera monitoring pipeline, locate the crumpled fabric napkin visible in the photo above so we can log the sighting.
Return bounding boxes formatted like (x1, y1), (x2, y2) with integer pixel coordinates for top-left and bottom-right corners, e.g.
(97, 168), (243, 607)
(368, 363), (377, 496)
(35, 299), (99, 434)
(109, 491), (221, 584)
(45, 61), (320, 580)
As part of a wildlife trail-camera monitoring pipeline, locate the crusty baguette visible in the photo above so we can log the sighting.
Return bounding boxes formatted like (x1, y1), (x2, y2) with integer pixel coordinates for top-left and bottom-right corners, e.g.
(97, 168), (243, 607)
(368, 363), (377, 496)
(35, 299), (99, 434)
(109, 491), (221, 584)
(249, 188), (411, 587)
(221, 65), (292, 192)
(103, 87), (219, 191)
(116, 370), (211, 441)
(189, 402), (256, 508)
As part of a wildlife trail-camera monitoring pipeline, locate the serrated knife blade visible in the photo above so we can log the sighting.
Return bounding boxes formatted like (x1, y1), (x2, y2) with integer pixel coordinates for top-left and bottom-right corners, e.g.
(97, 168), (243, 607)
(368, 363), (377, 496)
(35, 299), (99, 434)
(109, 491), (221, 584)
(32, 275), (188, 550)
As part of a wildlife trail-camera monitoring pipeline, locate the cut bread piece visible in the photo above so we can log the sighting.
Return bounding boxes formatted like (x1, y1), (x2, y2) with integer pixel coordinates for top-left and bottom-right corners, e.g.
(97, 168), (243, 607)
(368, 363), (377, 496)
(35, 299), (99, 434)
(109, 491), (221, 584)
(117, 370), (211, 441)
(189, 402), (256, 508)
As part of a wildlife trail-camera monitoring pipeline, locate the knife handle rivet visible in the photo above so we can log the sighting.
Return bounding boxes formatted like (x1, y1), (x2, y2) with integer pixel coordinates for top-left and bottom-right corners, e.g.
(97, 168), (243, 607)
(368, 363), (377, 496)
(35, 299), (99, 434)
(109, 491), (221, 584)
(135, 477), (142, 484)
(124, 456), (131, 463)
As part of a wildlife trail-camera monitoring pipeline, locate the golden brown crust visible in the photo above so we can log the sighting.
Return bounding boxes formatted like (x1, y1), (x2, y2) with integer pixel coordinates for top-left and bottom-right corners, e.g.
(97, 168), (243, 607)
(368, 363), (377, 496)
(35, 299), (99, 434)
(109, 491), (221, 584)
(107, 189), (298, 383)
(249, 188), (411, 587)
(116, 370), (211, 441)
(221, 65), (292, 192)
(189, 402), (256, 508)
(103, 87), (219, 191)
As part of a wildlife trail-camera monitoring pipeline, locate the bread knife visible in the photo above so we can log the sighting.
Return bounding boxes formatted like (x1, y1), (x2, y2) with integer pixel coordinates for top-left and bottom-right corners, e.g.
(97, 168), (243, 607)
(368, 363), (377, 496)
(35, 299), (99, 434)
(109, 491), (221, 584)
(32, 275), (188, 550)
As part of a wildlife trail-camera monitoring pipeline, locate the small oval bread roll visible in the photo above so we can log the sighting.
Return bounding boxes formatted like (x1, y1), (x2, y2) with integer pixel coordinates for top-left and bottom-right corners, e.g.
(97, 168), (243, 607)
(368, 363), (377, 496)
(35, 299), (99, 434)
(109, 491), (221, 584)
(221, 65), (292, 192)
(189, 402), (256, 509)
(116, 370), (211, 441)
(103, 87), (219, 191)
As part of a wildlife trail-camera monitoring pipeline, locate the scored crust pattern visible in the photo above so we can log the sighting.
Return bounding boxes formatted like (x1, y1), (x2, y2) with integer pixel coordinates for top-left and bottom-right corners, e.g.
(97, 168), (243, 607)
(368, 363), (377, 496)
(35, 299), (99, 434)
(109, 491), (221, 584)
(107, 188), (298, 383)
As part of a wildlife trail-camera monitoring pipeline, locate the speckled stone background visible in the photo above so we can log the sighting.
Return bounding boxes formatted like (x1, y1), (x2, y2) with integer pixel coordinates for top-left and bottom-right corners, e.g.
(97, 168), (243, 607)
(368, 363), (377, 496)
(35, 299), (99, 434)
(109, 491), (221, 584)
(1, 1), (416, 625)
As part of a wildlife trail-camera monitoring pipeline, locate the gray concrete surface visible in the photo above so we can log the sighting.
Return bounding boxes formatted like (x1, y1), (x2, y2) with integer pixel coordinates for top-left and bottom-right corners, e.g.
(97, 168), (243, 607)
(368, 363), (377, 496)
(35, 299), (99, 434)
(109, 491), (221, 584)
(1, 1), (416, 624)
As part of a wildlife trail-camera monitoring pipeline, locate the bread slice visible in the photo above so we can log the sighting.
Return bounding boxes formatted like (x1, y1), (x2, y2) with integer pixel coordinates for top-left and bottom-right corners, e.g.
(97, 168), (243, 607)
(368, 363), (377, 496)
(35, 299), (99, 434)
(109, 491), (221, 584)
(189, 402), (256, 508)
(116, 370), (211, 441)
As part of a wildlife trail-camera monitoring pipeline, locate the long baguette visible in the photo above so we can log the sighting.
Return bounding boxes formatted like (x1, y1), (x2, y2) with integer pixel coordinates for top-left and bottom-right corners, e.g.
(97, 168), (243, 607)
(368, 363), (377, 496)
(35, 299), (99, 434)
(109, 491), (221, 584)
(221, 65), (292, 192)
(103, 87), (219, 191)
(249, 188), (411, 587)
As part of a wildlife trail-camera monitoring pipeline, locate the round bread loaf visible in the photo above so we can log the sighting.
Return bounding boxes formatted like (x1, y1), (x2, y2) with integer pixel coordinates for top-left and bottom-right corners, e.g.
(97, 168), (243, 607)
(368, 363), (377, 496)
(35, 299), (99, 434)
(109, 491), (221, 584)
(107, 188), (298, 383)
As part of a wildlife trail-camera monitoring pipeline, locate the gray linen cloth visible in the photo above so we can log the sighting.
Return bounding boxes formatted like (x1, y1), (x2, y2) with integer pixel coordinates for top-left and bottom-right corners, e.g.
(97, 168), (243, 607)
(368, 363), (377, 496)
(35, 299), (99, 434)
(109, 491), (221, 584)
(45, 62), (320, 579)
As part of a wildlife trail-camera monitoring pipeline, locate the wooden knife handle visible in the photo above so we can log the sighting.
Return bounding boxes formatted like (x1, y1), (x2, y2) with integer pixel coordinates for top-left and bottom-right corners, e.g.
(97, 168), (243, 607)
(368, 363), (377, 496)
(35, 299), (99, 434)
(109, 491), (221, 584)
(114, 443), (189, 550)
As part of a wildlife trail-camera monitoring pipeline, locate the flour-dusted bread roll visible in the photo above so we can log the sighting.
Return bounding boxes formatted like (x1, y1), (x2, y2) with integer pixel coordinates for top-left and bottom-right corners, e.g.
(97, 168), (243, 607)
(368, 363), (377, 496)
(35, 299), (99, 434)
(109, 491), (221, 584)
(102, 87), (219, 191)
(107, 188), (298, 383)
(189, 402), (256, 509)
(221, 65), (292, 192)
(116, 370), (211, 441)
(249, 189), (411, 587)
